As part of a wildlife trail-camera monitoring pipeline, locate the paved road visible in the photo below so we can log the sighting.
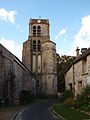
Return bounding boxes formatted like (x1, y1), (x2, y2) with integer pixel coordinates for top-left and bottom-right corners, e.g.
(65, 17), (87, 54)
(21, 99), (60, 120)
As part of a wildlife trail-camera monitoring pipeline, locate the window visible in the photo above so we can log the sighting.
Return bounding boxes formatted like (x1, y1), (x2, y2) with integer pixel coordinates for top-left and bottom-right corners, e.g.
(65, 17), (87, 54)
(82, 58), (87, 74)
(36, 80), (39, 87)
(33, 55), (36, 73)
(87, 76), (90, 86)
(69, 83), (72, 91)
(78, 81), (82, 94)
(37, 26), (41, 36)
(38, 40), (41, 51)
(33, 40), (36, 51)
(38, 55), (41, 73)
(33, 26), (36, 36)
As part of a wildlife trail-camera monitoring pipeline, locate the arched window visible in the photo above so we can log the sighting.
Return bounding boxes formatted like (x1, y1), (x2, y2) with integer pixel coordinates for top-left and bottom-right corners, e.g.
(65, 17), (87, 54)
(33, 26), (36, 36)
(37, 26), (41, 36)
(33, 40), (36, 51)
(33, 55), (36, 73)
(38, 40), (41, 51)
(38, 55), (41, 73)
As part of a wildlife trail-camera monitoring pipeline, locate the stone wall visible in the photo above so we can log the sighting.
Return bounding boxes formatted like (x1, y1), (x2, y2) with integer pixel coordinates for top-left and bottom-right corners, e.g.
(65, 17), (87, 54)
(13, 57), (32, 104)
(41, 41), (57, 95)
(87, 55), (90, 85)
(87, 55), (90, 75)
(29, 19), (49, 37)
(22, 39), (31, 71)
(0, 44), (32, 105)
(65, 66), (73, 90)
(74, 61), (87, 95)
(65, 53), (90, 96)
(0, 44), (14, 103)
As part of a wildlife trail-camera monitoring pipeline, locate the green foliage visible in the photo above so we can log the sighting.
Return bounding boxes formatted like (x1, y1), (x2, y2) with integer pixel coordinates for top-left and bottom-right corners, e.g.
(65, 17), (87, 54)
(75, 86), (90, 111)
(64, 86), (90, 112)
(61, 90), (72, 102)
(79, 103), (90, 112)
(19, 90), (32, 105)
(57, 54), (76, 92)
(65, 97), (76, 107)
(53, 103), (90, 120)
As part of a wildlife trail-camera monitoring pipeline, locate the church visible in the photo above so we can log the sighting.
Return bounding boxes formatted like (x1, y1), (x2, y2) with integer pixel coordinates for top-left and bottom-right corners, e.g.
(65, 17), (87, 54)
(0, 18), (57, 105)
(22, 19), (57, 96)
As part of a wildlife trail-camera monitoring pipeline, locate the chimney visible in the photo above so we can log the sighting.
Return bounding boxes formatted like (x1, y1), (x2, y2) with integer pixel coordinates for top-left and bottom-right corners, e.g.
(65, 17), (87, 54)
(76, 47), (80, 58)
(81, 48), (87, 54)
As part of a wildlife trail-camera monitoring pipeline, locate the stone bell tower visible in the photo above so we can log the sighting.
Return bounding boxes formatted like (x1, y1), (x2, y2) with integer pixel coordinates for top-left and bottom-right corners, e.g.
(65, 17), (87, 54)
(22, 18), (57, 95)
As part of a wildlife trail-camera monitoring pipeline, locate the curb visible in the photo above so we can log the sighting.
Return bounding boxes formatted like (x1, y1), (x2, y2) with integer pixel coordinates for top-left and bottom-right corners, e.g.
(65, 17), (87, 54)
(10, 104), (31, 120)
(9, 99), (46, 120)
(49, 107), (66, 120)
(10, 106), (25, 120)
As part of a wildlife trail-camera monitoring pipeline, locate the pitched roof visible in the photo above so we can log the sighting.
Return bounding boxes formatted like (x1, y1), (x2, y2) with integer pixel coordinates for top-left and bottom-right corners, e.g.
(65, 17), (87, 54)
(65, 47), (90, 74)
(74, 47), (90, 64)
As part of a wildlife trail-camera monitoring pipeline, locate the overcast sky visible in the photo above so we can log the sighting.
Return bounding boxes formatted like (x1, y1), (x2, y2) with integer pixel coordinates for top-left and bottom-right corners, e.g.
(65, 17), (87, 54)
(0, 0), (90, 60)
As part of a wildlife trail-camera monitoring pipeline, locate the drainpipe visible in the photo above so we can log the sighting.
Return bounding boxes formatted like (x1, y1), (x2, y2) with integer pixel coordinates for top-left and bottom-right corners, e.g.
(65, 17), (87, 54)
(73, 64), (75, 97)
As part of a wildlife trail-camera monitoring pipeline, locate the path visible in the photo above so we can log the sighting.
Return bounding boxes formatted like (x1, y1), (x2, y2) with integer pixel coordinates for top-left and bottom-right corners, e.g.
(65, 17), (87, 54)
(21, 99), (61, 120)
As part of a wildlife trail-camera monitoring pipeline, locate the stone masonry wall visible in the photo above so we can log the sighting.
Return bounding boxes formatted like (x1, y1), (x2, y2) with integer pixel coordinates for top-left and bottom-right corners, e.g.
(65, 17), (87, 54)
(22, 39), (31, 71)
(41, 41), (57, 95)
(87, 55), (90, 75)
(65, 66), (73, 90)
(13, 58), (31, 105)
(65, 54), (90, 96)
(0, 44), (32, 105)
(0, 44), (14, 103)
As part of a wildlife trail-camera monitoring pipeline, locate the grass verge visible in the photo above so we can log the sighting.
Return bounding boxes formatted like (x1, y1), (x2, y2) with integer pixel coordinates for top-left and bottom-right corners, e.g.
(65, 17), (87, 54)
(52, 103), (90, 120)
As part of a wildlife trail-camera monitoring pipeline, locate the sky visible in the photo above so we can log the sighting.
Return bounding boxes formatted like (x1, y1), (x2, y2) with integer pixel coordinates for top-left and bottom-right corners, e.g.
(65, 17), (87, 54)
(0, 0), (90, 61)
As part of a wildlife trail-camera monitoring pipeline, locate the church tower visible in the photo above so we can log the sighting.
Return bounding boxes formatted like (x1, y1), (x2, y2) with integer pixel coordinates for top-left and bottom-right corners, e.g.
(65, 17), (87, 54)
(22, 18), (57, 95)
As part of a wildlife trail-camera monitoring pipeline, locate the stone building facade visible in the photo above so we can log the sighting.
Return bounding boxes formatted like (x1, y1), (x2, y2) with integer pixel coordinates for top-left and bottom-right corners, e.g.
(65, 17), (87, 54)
(0, 44), (33, 105)
(65, 47), (90, 96)
(22, 19), (57, 95)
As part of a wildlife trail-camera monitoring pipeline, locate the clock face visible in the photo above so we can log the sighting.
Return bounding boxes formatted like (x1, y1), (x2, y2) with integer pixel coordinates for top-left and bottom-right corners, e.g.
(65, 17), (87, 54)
(37, 20), (41, 23)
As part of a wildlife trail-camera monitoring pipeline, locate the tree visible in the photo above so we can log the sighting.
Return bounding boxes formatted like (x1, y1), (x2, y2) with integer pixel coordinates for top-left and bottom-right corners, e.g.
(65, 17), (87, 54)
(57, 54), (76, 92)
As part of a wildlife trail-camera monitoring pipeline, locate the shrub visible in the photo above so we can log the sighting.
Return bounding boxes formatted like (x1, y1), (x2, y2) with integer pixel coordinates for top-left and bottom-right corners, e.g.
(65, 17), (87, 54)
(65, 97), (76, 107)
(75, 86), (90, 109)
(62, 90), (72, 101)
(19, 90), (32, 105)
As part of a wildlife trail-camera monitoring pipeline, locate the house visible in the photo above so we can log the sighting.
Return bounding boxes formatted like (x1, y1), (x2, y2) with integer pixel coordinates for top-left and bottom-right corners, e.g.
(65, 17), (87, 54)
(65, 47), (90, 96)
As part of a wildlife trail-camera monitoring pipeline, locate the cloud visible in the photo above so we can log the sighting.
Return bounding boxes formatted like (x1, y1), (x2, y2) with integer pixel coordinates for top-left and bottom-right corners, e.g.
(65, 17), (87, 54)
(57, 48), (65, 56)
(69, 15), (90, 56)
(55, 28), (66, 40)
(0, 38), (22, 61)
(0, 8), (17, 24)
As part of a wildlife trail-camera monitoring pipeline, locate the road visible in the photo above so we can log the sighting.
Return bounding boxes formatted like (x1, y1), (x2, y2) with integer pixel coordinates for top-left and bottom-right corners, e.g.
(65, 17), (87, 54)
(21, 99), (60, 120)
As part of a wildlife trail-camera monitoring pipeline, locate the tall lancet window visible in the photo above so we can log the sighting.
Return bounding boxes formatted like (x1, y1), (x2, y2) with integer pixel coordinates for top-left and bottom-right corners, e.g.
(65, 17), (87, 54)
(33, 55), (36, 73)
(37, 26), (41, 36)
(38, 55), (41, 73)
(33, 26), (36, 36)
(38, 40), (41, 51)
(33, 40), (36, 51)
